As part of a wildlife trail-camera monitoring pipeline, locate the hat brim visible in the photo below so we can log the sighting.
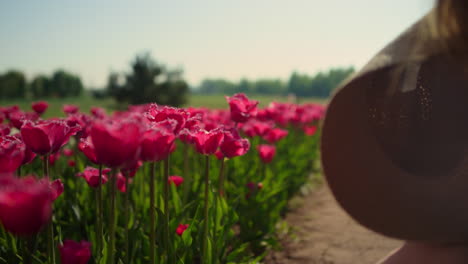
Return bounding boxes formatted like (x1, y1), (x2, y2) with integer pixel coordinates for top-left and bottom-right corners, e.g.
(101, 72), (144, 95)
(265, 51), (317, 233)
(321, 11), (468, 243)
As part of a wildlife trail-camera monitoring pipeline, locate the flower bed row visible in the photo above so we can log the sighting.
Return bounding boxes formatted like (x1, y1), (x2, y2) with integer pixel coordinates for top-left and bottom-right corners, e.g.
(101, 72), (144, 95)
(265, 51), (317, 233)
(0, 94), (324, 263)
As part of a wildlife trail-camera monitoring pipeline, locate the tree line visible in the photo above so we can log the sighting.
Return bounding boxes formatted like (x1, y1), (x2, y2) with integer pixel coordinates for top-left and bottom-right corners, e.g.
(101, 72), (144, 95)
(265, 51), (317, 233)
(0, 70), (84, 100)
(106, 53), (189, 107)
(195, 66), (355, 98)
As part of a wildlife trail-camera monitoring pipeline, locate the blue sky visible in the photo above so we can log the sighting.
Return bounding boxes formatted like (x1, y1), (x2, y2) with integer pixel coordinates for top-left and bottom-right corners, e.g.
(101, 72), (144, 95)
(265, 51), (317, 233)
(0, 0), (433, 87)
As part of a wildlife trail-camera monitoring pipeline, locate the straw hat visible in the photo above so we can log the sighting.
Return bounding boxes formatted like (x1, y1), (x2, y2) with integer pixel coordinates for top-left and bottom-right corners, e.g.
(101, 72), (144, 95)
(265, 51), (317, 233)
(321, 9), (468, 243)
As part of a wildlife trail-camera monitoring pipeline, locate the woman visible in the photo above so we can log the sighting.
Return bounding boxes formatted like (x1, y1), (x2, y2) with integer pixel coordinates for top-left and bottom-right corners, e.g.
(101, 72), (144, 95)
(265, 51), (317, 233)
(321, 0), (468, 263)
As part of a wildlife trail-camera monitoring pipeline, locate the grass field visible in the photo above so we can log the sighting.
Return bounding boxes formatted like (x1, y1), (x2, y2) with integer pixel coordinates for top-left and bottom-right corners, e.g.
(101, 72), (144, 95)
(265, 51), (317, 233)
(0, 93), (328, 118)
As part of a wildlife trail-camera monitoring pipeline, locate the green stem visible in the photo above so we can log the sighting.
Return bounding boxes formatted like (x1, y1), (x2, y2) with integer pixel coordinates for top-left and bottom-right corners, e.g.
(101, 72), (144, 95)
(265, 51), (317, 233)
(149, 162), (155, 264)
(124, 172), (130, 264)
(202, 155), (210, 263)
(218, 159), (226, 197)
(43, 155), (55, 264)
(95, 164), (103, 262)
(107, 169), (117, 264)
(182, 143), (190, 204)
(163, 157), (175, 264)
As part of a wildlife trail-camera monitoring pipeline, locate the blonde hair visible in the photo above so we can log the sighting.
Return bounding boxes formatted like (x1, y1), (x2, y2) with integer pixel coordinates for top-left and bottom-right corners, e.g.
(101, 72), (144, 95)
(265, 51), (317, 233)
(435, 0), (468, 55)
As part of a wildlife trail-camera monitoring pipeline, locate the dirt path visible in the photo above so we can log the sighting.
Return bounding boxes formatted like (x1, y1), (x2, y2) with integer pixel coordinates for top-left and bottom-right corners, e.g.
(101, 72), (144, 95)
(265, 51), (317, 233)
(266, 185), (402, 264)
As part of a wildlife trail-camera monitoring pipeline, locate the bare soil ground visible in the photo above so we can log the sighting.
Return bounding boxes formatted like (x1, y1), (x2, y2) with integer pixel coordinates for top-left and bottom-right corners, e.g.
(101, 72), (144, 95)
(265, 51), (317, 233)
(266, 185), (402, 264)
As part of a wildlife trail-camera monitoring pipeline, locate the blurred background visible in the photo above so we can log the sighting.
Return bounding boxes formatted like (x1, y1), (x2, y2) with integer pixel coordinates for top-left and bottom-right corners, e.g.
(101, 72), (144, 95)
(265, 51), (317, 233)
(0, 0), (433, 114)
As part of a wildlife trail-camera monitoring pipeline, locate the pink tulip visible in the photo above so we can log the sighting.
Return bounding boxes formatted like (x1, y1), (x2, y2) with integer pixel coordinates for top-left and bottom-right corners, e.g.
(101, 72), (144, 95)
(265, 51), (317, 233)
(58, 239), (92, 264)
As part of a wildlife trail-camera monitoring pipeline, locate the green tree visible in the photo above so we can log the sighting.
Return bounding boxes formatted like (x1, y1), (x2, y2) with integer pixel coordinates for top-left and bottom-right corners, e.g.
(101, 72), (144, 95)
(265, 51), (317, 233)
(0, 70), (27, 99)
(30, 75), (51, 98)
(107, 53), (189, 106)
(49, 70), (83, 97)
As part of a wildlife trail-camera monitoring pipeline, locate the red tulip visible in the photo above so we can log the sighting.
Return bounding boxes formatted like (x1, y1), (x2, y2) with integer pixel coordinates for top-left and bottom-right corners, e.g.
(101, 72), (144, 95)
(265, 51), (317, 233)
(140, 122), (176, 162)
(192, 128), (224, 155)
(176, 224), (189, 236)
(90, 119), (142, 168)
(145, 104), (189, 134)
(0, 175), (53, 236)
(0, 105), (19, 119)
(22, 146), (36, 165)
(214, 150), (224, 160)
(31, 101), (48, 115)
(117, 172), (129, 193)
(47, 152), (61, 166)
(58, 239), (92, 264)
(121, 160), (143, 178)
(303, 125), (317, 136)
(66, 113), (91, 138)
(20, 120), (80, 155)
(0, 136), (25, 173)
(76, 167), (111, 188)
(220, 129), (250, 158)
(257, 144), (276, 164)
(12, 134), (37, 165)
(252, 121), (273, 137)
(50, 179), (64, 201)
(90, 107), (106, 119)
(225, 93), (258, 123)
(63, 104), (80, 115)
(78, 137), (98, 164)
(168, 175), (184, 187)
(68, 160), (76, 167)
(263, 128), (288, 143)
(9, 111), (39, 129)
(63, 148), (74, 157)
(0, 124), (10, 136)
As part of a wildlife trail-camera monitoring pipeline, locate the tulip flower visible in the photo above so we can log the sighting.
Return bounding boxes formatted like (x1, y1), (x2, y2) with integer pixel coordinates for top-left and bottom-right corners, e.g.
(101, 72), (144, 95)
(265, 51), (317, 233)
(117, 172), (129, 193)
(66, 113), (91, 138)
(0, 136), (25, 173)
(120, 160), (143, 178)
(145, 104), (189, 134)
(90, 119), (142, 168)
(63, 148), (74, 157)
(140, 122), (176, 162)
(257, 144), (276, 164)
(303, 125), (318, 136)
(220, 129), (250, 158)
(12, 134), (37, 165)
(168, 175), (184, 187)
(31, 101), (48, 115)
(214, 150), (224, 160)
(76, 167), (110, 188)
(47, 152), (60, 166)
(58, 240), (92, 264)
(263, 128), (288, 143)
(9, 111), (39, 129)
(90, 107), (106, 119)
(225, 93), (259, 123)
(0, 124), (10, 136)
(0, 175), (53, 236)
(176, 224), (189, 236)
(63, 104), (80, 115)
(22, 145), (36, 165)
(50, 179), (64, 201)
(78, 137), (98, 164)
(193, 128), (224, 155)
(21, 120), (80, 155)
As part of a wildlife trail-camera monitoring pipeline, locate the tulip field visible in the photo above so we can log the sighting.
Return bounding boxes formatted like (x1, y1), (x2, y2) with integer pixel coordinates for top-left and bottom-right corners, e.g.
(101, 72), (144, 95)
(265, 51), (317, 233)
(0, 94), (323, 263)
